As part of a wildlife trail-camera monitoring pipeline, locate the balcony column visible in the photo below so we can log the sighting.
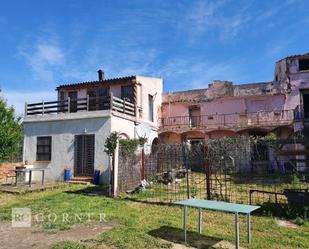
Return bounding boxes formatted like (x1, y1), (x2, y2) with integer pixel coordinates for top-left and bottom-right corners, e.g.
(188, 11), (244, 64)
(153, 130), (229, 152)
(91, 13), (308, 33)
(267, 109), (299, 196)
(42, 100), (45, 115)
(68, 97), (71, 113)
(110, 92), (113, 112)
(24, 102), (28, 116)
(86, 95), (89, 111)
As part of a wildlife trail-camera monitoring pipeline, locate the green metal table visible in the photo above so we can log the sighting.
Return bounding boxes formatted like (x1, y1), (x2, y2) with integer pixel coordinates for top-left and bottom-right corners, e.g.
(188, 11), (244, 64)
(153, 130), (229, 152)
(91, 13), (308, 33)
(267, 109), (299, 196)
(175, 199), (260, 249)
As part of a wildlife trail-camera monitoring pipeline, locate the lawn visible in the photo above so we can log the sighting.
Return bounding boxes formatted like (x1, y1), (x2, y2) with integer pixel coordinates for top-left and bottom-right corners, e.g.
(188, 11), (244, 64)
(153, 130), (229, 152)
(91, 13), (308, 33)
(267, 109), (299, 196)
(0, 185), (308, 249)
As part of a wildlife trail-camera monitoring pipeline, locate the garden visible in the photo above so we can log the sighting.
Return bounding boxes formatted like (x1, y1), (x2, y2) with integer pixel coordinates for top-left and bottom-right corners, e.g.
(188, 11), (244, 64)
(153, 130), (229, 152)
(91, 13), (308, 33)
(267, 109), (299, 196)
(0, 184), (308, 249)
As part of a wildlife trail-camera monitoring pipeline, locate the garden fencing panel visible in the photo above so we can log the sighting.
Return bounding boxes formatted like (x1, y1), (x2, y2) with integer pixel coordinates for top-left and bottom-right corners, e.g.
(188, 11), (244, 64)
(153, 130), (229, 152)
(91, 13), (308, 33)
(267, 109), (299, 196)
(117, 137), (308, 217)
(118, 145), (142, 193)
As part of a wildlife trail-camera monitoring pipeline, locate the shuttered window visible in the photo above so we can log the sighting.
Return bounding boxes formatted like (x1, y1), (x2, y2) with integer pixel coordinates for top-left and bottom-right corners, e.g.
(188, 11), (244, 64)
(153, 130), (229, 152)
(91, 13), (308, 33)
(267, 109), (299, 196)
(37, 136), (52, 161)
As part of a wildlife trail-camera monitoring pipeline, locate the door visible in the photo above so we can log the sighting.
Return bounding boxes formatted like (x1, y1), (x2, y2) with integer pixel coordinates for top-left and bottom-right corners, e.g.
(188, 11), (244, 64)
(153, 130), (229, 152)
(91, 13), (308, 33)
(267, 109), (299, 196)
(189, 106), (201, 127)
(303, 92), (309, 119)
(68, 91), (78, 112)
(75, 134), (95, 176)
(87, 90), (97, 111)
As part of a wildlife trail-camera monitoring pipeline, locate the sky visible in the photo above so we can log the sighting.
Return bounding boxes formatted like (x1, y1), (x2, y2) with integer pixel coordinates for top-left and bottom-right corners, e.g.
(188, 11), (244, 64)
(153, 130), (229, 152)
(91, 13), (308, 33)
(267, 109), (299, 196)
(0, 0), (309, 114)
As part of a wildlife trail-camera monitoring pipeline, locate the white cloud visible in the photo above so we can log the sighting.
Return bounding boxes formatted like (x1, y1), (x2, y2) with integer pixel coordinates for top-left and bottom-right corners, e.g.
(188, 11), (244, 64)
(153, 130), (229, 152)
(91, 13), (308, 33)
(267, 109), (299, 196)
(1, 89), (57, 116)
(18, 42), (65, 83)
(159, 58), (242, 90)
(184, 0), (251, 42)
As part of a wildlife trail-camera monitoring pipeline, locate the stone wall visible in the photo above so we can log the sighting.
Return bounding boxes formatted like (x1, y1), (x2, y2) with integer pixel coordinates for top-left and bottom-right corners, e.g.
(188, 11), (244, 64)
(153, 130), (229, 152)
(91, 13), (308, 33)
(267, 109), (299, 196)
(0, 163), (18, 183)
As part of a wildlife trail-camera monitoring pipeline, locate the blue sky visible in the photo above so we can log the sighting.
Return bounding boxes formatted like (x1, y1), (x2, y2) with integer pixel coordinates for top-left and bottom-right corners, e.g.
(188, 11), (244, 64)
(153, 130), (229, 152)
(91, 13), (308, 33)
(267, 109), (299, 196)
(0, 0), (309, 114)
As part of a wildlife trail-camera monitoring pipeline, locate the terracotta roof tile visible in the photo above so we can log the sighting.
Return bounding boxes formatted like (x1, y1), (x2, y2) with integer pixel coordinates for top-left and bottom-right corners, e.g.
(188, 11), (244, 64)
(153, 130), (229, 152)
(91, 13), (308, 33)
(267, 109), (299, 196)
(56, 75), (136, 90)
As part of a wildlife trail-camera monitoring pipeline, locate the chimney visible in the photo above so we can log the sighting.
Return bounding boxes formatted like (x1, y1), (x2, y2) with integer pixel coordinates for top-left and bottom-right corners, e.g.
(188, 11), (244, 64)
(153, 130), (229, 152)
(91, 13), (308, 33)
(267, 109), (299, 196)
(97, 69), (104, 81)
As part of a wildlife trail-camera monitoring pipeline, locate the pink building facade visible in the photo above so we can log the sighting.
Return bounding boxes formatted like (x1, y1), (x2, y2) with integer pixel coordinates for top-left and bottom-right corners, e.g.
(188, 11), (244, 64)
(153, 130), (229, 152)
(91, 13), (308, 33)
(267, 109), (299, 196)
(159, 54), (309, 144)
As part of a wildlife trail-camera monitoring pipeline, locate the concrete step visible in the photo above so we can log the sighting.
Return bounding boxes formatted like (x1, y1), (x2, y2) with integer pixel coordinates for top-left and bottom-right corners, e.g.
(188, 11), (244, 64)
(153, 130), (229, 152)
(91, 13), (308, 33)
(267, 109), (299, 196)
(67, 176), (93, 185)
(67, 180), (91, 185)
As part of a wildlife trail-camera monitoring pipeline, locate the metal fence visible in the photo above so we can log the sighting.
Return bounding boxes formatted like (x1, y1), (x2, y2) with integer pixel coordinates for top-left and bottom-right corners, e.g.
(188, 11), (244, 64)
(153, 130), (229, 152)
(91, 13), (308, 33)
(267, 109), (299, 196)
(117, 137), (309, 217)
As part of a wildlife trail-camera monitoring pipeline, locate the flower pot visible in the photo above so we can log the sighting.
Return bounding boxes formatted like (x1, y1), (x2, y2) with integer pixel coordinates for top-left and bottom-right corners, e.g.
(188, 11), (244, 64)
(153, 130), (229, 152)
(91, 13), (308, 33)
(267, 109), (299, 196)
(64, 169), (71, 182)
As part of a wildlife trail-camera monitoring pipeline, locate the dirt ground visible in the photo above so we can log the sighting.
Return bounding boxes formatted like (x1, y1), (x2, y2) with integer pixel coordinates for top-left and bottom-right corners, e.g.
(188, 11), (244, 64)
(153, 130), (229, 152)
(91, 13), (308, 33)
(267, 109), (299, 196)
(0, 220), (245, 249)
(0, 221), (113, 249)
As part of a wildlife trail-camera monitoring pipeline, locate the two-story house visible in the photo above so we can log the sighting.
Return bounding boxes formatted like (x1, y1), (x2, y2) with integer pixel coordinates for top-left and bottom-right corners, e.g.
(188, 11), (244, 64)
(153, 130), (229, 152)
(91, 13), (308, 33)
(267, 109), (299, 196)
(23, 71), (163, 183)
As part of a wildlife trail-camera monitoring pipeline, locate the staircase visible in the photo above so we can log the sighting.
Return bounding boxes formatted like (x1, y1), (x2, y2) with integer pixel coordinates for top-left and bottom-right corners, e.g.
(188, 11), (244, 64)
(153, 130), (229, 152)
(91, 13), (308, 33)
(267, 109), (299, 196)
(68, 176), (93, 185)
(276, 138), (308, 173)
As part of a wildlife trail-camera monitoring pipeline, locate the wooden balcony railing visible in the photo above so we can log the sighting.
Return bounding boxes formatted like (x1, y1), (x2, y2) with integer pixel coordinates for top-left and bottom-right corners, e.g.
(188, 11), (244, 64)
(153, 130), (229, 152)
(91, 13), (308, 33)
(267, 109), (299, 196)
(160, 109), (296, 129)
(25, 94), (136, 117)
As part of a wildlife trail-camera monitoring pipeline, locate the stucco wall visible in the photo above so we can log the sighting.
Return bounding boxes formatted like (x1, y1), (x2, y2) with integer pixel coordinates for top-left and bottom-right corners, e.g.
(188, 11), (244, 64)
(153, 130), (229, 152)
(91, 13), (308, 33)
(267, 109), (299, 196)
(162, 94), (286, 118)
(23, 117), (111, 183)
(136, 76), (163, 126)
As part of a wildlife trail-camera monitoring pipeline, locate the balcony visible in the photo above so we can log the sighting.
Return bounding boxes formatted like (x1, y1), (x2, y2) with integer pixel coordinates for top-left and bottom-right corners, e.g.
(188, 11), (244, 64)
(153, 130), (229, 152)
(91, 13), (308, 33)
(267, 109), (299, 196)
(159, 109), (296, 132)
(25, 95), (136, 117)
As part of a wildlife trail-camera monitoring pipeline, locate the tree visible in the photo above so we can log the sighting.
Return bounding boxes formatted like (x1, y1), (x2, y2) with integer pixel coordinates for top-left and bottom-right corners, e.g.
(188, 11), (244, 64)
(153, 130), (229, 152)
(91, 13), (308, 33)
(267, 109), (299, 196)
(0, 95), (23, 162)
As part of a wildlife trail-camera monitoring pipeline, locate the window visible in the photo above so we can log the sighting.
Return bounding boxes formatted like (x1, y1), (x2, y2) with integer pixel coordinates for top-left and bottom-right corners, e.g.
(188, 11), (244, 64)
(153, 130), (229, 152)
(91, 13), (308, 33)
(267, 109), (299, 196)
(87, 88), (109, 111)
(37, 136), (52, 161)
(148, 94), (154, 122)
(299, 58), (309, 71)
(121, 85), (134, 102)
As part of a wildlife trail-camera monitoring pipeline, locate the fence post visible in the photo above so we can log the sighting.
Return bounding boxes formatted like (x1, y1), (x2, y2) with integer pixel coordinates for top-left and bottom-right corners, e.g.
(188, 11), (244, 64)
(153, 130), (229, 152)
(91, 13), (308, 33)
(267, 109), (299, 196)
(113, 142), (119, 197)
(205, 160), (211, 200)
(182, 144), (190, 199)
(141, 146), (145, 180)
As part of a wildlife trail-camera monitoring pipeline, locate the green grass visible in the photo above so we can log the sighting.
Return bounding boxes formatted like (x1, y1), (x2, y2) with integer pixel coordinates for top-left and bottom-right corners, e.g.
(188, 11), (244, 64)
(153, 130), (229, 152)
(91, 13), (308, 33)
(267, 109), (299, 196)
(0, 185), (308, 249)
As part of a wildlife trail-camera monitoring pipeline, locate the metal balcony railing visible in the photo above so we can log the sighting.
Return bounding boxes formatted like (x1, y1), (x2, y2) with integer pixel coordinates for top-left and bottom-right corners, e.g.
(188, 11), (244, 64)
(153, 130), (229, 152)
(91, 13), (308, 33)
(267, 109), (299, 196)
(25, 94), (136, 117)
(160, 109), (297, 129)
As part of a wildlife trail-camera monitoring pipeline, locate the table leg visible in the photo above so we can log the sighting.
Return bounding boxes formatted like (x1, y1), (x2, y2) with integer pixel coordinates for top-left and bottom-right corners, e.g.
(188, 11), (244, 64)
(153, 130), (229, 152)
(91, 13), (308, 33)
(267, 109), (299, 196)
(29, 171), (32, 188)
(184, 206), (187, 243)
(198, 208), (202, 235)
(235, 212), (239, 249)
(247, 213), (251, 244)
(42, 170), (45, 185)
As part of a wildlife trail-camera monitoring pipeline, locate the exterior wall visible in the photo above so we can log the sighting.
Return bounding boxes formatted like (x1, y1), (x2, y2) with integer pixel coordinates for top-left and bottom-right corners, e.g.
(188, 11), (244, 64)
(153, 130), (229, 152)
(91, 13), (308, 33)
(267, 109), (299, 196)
(111, 115), (159, 147)
(111, 115), (136, 139)
(23, 117), (111, 183)
(136, 76), (163, 127)
(160, 132), (182, 144)
(162, 94), (286, 118)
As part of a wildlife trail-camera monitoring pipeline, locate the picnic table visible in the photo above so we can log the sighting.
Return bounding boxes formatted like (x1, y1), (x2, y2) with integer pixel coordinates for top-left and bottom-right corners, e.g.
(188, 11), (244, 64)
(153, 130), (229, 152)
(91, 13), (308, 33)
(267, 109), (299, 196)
(14, 168), (46, 187)
(175, 199), (260, 249)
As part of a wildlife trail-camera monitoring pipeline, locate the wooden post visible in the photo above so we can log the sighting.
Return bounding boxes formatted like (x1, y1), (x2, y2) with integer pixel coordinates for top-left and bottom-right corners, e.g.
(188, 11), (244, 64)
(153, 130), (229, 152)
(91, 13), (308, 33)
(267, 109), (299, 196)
(67, 97), (71, 113)
(42, 100), (45, 115)
(86, 95), (89, 111)
(110, 92), (113, 111)
(123, 98), (126, 114)
(24, 102), (28, 116)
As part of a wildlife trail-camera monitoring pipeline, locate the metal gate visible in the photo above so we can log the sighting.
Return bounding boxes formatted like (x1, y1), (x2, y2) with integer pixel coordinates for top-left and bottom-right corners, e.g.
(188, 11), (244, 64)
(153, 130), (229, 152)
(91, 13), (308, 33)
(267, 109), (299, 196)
(75, 134), (95, 176)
